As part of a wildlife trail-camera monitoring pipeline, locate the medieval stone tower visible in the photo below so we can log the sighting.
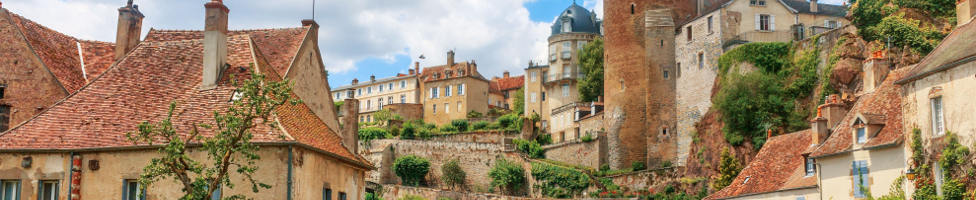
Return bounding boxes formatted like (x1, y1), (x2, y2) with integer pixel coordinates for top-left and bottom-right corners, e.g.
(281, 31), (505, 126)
(604, 0), (685, 169)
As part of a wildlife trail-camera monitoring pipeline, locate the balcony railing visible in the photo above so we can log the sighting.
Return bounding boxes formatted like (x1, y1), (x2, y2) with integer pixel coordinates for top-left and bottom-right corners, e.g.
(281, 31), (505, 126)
(733, 30), (794, 43)
(561, 51), (572, 60)
(545, 72), (586, 83)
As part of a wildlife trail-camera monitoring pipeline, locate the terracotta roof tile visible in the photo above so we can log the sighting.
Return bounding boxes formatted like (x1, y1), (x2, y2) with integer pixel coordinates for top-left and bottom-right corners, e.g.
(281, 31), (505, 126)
(810, 67), (909, 157)
(705, 130), (816, 200)
(898, 20), (976, 84)
(144, 27), (309, 74)
(420, 61), (487, 82)
(79, 40), (116, 80)
(489, 75), (524, 92)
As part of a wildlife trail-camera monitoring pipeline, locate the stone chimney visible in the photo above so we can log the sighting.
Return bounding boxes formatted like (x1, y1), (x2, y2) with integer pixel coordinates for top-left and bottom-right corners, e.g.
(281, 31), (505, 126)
(503, 71), (510, 78)
(811, 107), (829, 145)
(351, 78), (359, 85)
(301, 19), (318, 43)
(414, 61), (421, 75)
(202, 0), (229, 89)
(810, 0), (819, 13)
(470, 60), (478, 75)
(958, 0), (975, 26)
(447, 50), (455, 66)
(115, 0), (144, 61)
(863, 54), (891, 93)
(370, 75), (376, 82)
(341, 99), (360, 154)
(821, 94), (848, 129)
(697, 0), (705, 16)
(408, 69), (416, 75)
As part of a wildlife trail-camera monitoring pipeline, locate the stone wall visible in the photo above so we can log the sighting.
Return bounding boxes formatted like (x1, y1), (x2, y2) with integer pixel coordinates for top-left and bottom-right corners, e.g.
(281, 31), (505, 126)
(425, 130), (518, 144)
(674, 7), (724, 167)
(601, 167), (683, 191)
(385, 103), (424, 122)
(380, 184), (540, 200)
(0, 10), (72, 131)
(542, 136), (606, 169)
(371, 139), (519, 191)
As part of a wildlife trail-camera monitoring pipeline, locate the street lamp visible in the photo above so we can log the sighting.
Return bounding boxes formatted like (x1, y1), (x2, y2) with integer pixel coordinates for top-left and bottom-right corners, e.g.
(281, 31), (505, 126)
(905, 167), (917, 181)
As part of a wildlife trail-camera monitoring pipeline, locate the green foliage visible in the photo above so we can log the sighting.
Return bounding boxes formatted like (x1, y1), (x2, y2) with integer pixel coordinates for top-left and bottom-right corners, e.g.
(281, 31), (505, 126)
(942, 178), (967, 200)
(715, 72), (793, 146)
(498, 114), (519, 129)
(439, 124), (459, 133)
(866, 176), (906, 200)
(600, 164), (610, 172)
(126, 69), (294, 199)
(938, 131), (970, 174)
(714, 148), (742, 190)
(393, 155), (430, 186)
(373, 109), (394, 125)
(359, 127), (390, 143)
(660, 161), (673, 169)
(450, 119), (470, 132)
(536, 134), (552, 145)
(398, 195), (427, 200)
(440, 159), (466, 190)
(581, 134), (594, 142)
(531, 162), (591, 198)
(366, 193), (384, 200)
(334, 101), (344, 113)
(852, 0), (950, 55)
(512, 88), (525, 115)
(631, 161), (647, 171)
(512, 139), (545, 159)
(400, 123), (417, 139)
(489, 159), (526, 195)
(578, 37), (604, 102)
(867, 14), (943, 54)
(466, 110), (483, 119)
(717, 42), (791, 76)
(471, 121), (490, 130)
(892, 0), (957, 17)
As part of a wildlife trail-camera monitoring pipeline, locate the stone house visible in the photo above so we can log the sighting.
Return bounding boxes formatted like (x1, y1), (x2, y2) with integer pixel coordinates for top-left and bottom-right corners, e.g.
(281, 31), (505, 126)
(523, 62), (549, 126)
(488, 71), (523, 110)
(418, 51), (490, 125)
(330, 64), (421, 124)
(895, 8), (976, 197)
(705, 130), (818, 200)
(0, 3), (119, 133)
(0, 1), (372, 199)
(673, 0), (848, 165)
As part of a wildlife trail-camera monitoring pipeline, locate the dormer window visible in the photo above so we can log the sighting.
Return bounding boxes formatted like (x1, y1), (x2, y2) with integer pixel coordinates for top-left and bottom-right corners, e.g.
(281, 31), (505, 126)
(856, 126), (867, 144)
(562, 21), (572, 33)
(852, 113), (885, 145)
(805, 157), (815, 176)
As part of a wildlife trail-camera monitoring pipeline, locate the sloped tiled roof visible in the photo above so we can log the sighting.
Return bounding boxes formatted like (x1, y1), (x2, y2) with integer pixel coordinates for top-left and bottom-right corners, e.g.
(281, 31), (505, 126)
(705, 130), (816, 200)
(420, 61), (488, 82)
(810, 67), (908, 157)
(144, 27), (309, 75)
(0, 28), (370, 168)
(489, 75), (524, 92)
(5, 11), (116, 93)
(897, 19), (976, 84)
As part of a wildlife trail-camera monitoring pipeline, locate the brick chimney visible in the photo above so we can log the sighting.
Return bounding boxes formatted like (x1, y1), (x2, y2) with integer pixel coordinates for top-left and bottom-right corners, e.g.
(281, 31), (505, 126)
(414, 61), (420, 75)
(503, 71), (510, 78)
(863, 55), (891, 93)
(202, 0), (229, 89)
(821, 94), (848, 129)
(408, 69), (416, 75)
(115, 0), (144, 61)
(958, 0), (975, 26)
(341, 99), (360, 154)
(810, 0), (819, 13)
(351, 78), (358, 85)
(811, 107), (829, 145)
(447, 50), (455, 66)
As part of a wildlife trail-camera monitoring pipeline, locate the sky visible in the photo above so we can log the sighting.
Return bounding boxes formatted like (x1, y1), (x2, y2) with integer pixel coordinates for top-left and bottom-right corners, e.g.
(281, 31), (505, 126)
(2, 0), (845, 88)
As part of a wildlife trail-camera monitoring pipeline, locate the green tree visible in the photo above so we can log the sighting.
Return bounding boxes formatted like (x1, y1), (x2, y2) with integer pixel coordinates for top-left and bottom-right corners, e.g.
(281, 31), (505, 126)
(713, 148), (742, 190)
(441, 159), (467, 190)
(393, 155), (431, 186)
(126, 71), (296, 199)
(578, 37), (604, 102)
(489, 159), (526, 195)
(512, 88), (525, 115)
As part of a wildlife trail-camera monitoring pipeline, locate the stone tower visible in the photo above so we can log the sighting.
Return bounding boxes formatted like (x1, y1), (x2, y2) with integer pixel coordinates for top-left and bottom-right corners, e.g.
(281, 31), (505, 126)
(603, 0), (682, 169)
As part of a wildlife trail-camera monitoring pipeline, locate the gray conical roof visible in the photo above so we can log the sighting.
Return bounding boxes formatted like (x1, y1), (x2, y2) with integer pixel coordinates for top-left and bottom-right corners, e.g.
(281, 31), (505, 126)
(550, 3), (601, 36)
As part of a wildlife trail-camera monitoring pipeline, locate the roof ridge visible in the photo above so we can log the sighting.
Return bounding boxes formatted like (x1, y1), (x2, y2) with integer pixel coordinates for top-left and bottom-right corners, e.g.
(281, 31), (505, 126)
(149, 26), (306, 33)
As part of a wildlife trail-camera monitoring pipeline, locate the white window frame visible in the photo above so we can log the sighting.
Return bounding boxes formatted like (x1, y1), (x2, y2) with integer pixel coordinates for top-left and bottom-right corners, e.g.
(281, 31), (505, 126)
(457, 102), (462, 112)
(757, 14), (774, 31)
(530, 92), (538, 103)
(400, 80), (406, 88)
(458, 84), (465, 95)
(530, 71), (538, 82)
(38, 180), (58, 200)
(856, 127), (867, 144)
(561, 84), (570, 97)
(931, 97), (945, 136)
(1, 180), (20, 200)
(805, 157), (815, 176)
(445, 85), (452, 97)
(445, 103), (450, 113)
(123, 179), (145, 200)
(400, 95), (406, 103)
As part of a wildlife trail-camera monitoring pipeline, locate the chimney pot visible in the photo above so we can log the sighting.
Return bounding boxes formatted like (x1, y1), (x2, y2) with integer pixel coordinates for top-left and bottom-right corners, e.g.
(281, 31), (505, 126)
(115, 1), (144, 61)
(202, 0), (229, 89)
(503, 71), (510, 78)
(352, 78), (359, 85)
(447, 50), (455, 66)
(409, 69), (416, 75)
(370, 75), (376, 82)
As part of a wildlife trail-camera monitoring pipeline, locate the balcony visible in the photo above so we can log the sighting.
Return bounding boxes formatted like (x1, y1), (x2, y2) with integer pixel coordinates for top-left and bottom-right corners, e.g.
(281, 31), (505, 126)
(544, 72), (585, 85)
(733, 30), (794, 43)
(560, 51), (572, 60)
(549, 54), (557, 62)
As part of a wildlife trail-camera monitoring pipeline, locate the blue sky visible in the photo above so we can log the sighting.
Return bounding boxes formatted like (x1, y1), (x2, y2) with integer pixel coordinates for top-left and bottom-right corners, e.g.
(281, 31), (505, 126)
(4, 0), (845, 89)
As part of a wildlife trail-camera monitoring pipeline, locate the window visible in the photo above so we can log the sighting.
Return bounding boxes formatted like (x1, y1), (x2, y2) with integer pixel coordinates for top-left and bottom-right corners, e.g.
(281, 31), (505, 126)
(432, 87), (439, 98)
(562, 65), (571, 78)
(0, 105), (9, 132)
(445, 85), (452, 97)
(562, 21), (572, 32)
(457, 102), (462, 112)
(796, 197), (806, 200)
(934, 162), (945, 195)
(1, 180), (20, 200)
(578, 41), (588, 49)
(388, 97), (393, 105)
(445, 103), (450, 113)
(758, 14), (772, 31)
(852, 160), (869, 198)
(707, 16), (714, 34)
(931, 97), (945, 136)
(367, 87), (372, 94)
(698, 53), (705, 69)
(433, 104), (437, 113)
(856, 127), (867, 144)
(339, 192), (347, 200)
(0, 84), (5, 99)
(530, 92), (538, 103)
(357, 88), (362, 96)
(458, 84), (465, 95)
(630, 4), (635, 14)
(400, 80), (406, 88)
(686, 26), (692, 41)
(562, 84), (570, 97)
(323, 188), (332, 200)
(378, 84), (384, 92)
(378, 98), (384, 109)
(335, 93), (341, 99)
(805, 157), (815, 176)
(388, 83), (394, 91)
(400, 95), (406, 103)
(663, 70), (670, 79)
(826, 20), (839, 29)
(750, 0), (766, 6)
(676, 63), (682, 78)
(563, 41), (571, 49)
(123, 179), (145, 200)
(530, 71), (538, 82)
(541, 92), (546, 101)
(38, 180), (57, 200)
(367, 100), (372, 110)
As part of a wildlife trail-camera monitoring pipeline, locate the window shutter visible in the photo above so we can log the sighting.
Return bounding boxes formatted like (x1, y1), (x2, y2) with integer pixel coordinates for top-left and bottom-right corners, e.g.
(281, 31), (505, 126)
(770, 15), (776, 31)
(755, 14), (761, 30)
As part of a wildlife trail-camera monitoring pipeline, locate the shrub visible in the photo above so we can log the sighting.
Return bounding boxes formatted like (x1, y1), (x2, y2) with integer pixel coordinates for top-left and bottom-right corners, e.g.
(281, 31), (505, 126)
(715, 72), (794, 146)
(366, 193), (384, 200)
(580, 134), (594, 142)
(717, 42), (790, 76)
(467, 111), (483, 119)
(531, 162), (591, 198)
(471, 121), (490, 130)
(441, 159), (466, 190)
(489, 159), (526, 195)
(536, 134), (553, 145)
(417, 128), (433, 139)
(393, 155), (430, 186)
(439, 124), (459, 133)
(498, 114), (519, 129)
(486, 122), (502, 130)
(714, 148), (741, 190)
(512, 139), (545, 159)
(401, 123), (416, 139)
(450, 119), (470, 132)
(631, 161), (646, 171)
(359, 127), (389, 143)
(660, 161), (673, 168)
(599, 164), (610, 172)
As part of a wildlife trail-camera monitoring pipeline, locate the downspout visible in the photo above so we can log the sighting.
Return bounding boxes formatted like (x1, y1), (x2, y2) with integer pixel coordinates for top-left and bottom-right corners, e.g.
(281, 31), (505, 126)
(287, 145), (294, 200)
(69, 153), (82, 200)
(817, 162), (823, 200)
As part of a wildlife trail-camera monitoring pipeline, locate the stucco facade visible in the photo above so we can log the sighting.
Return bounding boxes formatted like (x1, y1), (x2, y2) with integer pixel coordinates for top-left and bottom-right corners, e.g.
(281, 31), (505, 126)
(419, 53), (490, 125)
(524, 64), (550, 126)
(899, 62), (976, 157)
(817, 146), (906, 200)
(331, 73), (421, 124)
(722, 188), (818, 200)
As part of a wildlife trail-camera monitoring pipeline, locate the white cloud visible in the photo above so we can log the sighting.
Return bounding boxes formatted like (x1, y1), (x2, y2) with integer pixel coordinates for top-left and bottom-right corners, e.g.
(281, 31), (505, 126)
(583, 0), (603, 19)
(3, 0), (550, 78)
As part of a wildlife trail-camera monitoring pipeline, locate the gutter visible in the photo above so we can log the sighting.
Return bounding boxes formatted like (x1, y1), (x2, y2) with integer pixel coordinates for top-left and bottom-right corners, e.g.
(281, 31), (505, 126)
(718, 184), (818, 200)
(895, 54), (976, 84)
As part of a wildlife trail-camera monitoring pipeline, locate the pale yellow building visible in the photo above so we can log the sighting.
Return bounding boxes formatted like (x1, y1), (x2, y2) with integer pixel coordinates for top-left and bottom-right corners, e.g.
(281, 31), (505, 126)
(331, 66), (421, 123)
(0, 1), (372, 199)
(419, 51), (490, 125)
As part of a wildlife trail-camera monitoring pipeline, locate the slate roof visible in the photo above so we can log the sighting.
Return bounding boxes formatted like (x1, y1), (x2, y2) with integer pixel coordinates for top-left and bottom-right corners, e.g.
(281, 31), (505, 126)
(705, 130), (817, 200)
(896, 19), (976, 84)
(330, 74), (417, 91)
(780, 0), (848, 17)
(550, 3), (602, 36)
(0, 25), (371, 169)
(810, 67), (909, 158)
(489, 75), (524, 92)
(3, 10), (117, 93)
